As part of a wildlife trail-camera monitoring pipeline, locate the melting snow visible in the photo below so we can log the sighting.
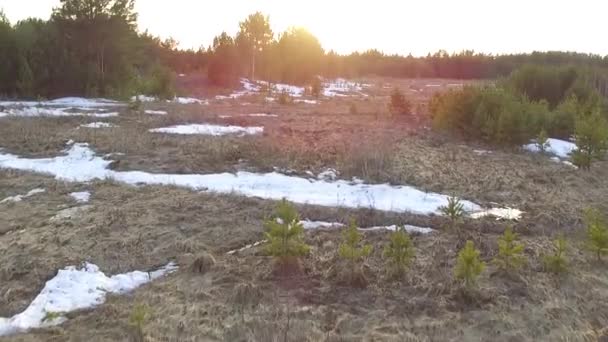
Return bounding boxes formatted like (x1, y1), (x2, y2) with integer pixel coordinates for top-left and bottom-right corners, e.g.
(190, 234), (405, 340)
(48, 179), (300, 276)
(131, 95), (156, 102)
(173, 97), (207, 105)
(144, 110), (168, 115)
(317, 168), (339, 181)
(0, 143), (483, 215)
(0, 107), (118, 118)
(294, 99), (318, 104)
(149, 124), (263, 136)
(219, 113), (278, 119)
(470, 207), (524, 221)
(69, 191), (91, 203)
(0, 262), (177, 336)
(1, 188), (45, 204)
(79, 122), (116, 128)
(323, 79), (367, 97)
(0, 97), (122, 108)
(131, 95), (207, 105)
(300, 220), (344, 230)
(524, 138), (577, 159)
(359, 224), (434, 235)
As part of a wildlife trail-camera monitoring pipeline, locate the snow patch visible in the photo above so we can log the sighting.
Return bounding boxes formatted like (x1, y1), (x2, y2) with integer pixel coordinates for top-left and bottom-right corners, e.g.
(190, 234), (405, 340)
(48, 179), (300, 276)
(317, 168), (339, 181)
(69, 191), (91, 203)
(0, 107), (118, 118)
(360, 224), (434, 235)
(524, 138), (577, 159)
(131, 95), (157, 102)
(149, 124), (263, 136)
(50, 205), (93, 222)
(79, 122), (116, 128)
(0, 98), (122, 108)
(323, 79), (367, 97)
(0, 262), (177, 336)
(173, 97), (207, 105)
(144, 110), (168, 115)
(219, 113), (278, 119)
(0, 143), (484, 215)
(1, 188), (45, 204)
(300, 220), (344, 230)
(294, 99), (318, 104)
(470, 207), (524, 221)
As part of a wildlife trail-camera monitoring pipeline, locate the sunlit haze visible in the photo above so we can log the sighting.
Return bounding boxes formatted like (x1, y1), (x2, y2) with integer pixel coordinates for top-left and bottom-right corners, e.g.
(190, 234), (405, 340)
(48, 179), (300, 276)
(1, 0), (607, 55)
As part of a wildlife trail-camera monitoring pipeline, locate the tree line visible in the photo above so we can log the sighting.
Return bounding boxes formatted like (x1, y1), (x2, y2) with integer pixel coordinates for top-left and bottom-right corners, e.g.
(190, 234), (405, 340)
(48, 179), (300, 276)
(2, 2), (608, 99)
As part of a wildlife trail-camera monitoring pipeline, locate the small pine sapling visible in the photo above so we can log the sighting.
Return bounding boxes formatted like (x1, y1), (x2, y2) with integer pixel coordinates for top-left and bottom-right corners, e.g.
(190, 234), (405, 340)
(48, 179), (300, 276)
(584, 209), (608, 261)
(389, 87), (411, 115)
(454, 240), (485, 289)
(264, 199), (310, 265)
(493, 226), (526, 272)
(129, 304), (150, 342)
(383, 226), (415, 278)
(311, 77), (322, 98)
(572, 110), (608, 170)
(543, 235), (568, 274)
(536, 129), (549, 154)
(278, 91), (292, 105)
(440, 196), (465, 233)
(339, 220), (372, 284)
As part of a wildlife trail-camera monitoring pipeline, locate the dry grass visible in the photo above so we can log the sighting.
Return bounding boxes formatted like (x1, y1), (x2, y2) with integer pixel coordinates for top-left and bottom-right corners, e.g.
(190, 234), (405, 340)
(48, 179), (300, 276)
(1, 78), (607, 341)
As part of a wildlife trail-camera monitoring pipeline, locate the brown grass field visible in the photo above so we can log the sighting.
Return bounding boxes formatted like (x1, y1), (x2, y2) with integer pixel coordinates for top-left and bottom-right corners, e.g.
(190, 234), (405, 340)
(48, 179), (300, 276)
(0, 78), (607, 341)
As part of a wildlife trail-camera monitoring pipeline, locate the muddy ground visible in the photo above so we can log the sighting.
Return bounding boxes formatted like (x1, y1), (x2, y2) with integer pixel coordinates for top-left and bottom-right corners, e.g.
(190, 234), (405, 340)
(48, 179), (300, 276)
(1, 78), (607, 341)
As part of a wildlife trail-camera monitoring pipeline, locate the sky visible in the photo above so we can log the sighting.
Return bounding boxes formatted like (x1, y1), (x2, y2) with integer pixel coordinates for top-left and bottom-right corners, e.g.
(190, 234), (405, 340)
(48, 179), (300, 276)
(1, 0), (607, 56)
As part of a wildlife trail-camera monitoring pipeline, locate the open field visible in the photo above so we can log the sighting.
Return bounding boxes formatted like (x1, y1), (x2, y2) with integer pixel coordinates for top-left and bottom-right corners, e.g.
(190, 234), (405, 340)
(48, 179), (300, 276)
(1, 78), (608, 341)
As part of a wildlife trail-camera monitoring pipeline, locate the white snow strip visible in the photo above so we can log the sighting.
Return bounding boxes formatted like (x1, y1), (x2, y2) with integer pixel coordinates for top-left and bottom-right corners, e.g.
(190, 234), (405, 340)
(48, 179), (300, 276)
(227, 220), (432, 255)
(0, 97), (123, 108)
(323, 79), (366, 97)
(300, 220), (345, 230)
(0, 262), (177, 336)
(0, 144), (482, 215)
(294, 99), (318, 104)
(131, 95), (157, 102)
(219, 113), (278, 119)
(359, 224), (434, 235)
(470, 207), (524, 221)
(317, 168), (338, 181)
(227, 240), (267, 255)
(150, 124), (263, 136)
(79, 122), (116, 128)
(144, 110), (168, 115)
(524, 138), (577, 159)
(242, 113), (278, 117)
(0, 107), (118, 118)
(172, 97), (207, 105)
(69, 191), (91, 203)
(1, 188), (45, 204)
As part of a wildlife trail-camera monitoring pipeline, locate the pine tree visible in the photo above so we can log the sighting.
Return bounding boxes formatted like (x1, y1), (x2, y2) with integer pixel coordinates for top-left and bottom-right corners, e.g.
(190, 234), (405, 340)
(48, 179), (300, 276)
(383, 226), (415, 277)
(493, 226), (526, 272)
(572, 110), (608, 170)
(543, 235), (568, 274)
(536, 129), (549, 154)
(264, 199), (310, 264)
(389, 87), (412, 115)
(584, 209), (608, 261)
(440, 196), (465, 233)
(454, 240), (485, 289)
(339, 220), (372, 284)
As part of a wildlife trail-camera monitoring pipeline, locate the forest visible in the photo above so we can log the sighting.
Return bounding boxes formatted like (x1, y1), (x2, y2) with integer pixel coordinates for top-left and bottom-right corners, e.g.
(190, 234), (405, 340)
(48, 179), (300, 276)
(1, 0), (608, 100)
